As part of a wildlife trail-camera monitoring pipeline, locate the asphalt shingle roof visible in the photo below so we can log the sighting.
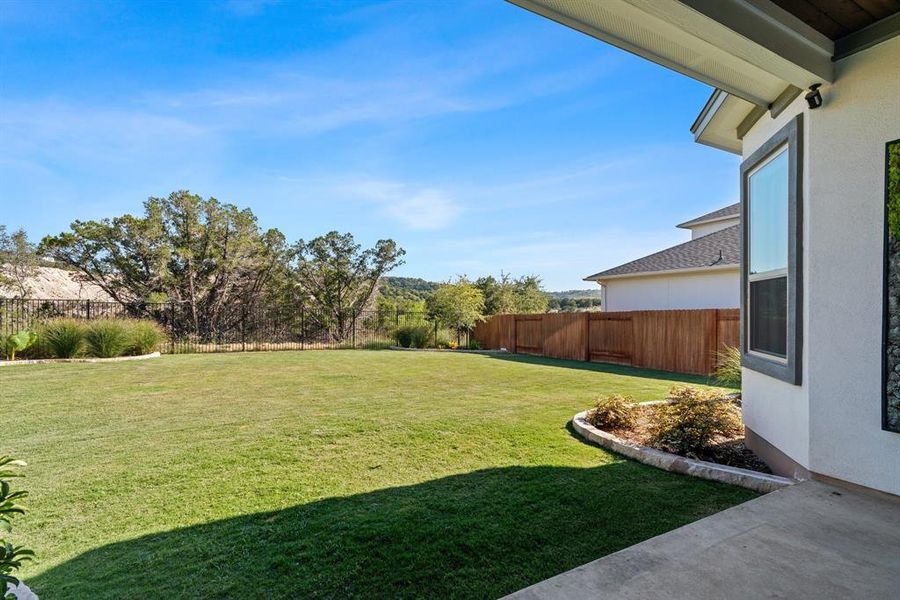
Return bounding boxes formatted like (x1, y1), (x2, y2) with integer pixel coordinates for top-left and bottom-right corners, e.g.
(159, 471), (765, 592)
(676, 203), (740, 229)
(584, 224), (740, 280)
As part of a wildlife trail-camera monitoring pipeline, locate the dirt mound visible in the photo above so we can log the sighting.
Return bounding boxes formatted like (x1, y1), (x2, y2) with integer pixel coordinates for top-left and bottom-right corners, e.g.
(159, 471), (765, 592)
(0, 265), (113, 301)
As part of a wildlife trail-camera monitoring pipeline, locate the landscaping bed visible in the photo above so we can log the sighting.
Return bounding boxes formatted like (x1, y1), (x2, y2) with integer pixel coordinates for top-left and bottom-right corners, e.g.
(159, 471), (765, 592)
(0, 351), (161, 366)
(574, 386), (792, 493)
(603, 402), (770, 473)
(388, 345), (506, 354)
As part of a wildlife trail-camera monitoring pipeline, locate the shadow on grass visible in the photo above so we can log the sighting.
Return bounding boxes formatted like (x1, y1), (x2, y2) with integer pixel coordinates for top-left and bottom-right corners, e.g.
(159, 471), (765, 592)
(482, 353), (722, 387)
(30, 464), (755, 600)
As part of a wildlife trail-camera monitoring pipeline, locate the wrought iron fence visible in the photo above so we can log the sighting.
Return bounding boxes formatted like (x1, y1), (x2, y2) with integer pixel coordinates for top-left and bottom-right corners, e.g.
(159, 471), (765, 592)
(0, 298), (468, 354)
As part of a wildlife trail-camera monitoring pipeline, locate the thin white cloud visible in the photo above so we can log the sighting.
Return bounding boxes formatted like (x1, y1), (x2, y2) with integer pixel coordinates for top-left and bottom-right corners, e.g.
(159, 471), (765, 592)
(129, 23), (618, 136)
(336, 179), (462, 231)
(382, 189), (461, 231)
(0, 100), (211, 165)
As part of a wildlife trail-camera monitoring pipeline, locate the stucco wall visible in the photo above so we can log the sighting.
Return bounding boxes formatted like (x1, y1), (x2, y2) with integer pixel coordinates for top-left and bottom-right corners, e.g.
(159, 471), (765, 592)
(602, 268), (739, 311)
(741, 36), (900, 495)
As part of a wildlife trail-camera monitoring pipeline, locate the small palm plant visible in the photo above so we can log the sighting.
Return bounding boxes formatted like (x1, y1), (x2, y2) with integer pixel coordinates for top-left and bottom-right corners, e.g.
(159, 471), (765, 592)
(2, 331), (37, 361)
(0, 456), (33, 597)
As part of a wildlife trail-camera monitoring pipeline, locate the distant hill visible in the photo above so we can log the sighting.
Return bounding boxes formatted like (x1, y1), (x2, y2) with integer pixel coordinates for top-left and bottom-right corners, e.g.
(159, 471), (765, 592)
(378, 277), (440, 303)
(545, 289), (602, 300)
(379, 278), (602, 311)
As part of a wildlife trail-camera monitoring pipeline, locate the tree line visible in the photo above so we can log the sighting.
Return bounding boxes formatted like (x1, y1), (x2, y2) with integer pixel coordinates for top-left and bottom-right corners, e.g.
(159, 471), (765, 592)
(4, 190), (601, 340)
(16, 191), (404, 339)
(376, 273), (552, 330)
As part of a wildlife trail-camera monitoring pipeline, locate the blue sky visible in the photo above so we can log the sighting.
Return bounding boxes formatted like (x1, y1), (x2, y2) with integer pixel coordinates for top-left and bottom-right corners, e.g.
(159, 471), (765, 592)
(0, 0), (739, 290)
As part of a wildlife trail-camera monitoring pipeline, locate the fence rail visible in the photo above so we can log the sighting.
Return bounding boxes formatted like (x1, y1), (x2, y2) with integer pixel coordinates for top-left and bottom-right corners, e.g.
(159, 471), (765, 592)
(0, 298), (447, 354)
(473, 309), (740, 376)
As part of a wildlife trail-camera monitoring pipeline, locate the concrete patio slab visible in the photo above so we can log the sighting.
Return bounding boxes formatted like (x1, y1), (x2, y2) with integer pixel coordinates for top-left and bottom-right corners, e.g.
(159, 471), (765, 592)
(504, 481), (900, 600)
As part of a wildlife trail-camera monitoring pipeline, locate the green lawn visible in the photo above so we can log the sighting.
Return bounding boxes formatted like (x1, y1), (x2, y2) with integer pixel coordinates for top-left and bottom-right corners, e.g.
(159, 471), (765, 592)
(6, 350), (753, 599)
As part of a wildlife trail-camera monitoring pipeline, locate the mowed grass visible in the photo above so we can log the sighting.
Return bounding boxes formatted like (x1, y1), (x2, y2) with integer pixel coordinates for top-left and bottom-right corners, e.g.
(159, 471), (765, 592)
(6, 351), (753, 599)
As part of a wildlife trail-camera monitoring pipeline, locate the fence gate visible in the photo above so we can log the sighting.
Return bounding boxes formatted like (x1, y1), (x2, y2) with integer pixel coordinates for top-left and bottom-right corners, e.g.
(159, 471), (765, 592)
(588, 313), (634, 366)
(514, 315), (544, 356)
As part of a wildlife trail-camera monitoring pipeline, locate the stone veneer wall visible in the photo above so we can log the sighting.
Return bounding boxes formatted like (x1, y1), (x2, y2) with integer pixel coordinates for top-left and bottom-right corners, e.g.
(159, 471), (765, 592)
(885, 141), (900, 432)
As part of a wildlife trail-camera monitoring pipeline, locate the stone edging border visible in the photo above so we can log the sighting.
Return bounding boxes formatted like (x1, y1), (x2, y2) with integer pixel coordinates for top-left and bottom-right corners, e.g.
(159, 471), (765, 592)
(571, 410), (794, 494)
(388, 346), (508, 355)
(0, 351), (161, 366)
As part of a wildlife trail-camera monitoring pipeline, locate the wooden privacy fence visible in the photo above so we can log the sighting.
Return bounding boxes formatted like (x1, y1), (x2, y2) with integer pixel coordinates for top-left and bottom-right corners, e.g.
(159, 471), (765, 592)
(473, 309), (740, 376)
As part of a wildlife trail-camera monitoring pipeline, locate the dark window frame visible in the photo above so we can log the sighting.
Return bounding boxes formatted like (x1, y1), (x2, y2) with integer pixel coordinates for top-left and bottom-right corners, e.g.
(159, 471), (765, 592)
(882, 137), (900, 434)
(740, 114), (803, 385)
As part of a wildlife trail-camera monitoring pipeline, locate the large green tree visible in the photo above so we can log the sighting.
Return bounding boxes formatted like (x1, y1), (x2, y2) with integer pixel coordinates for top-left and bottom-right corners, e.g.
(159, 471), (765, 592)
(426, 277), (485, 330)
(290, 232), (405, 340)
(40, 191), (287, 334)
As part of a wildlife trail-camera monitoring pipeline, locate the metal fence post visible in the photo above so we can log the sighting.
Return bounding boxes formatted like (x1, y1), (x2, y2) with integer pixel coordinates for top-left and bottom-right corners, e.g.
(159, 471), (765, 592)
(86, 299), (92, 320)
(301, 304), (305, 351)
(240, 305), (246, 352)
(169, 301), (175, 354)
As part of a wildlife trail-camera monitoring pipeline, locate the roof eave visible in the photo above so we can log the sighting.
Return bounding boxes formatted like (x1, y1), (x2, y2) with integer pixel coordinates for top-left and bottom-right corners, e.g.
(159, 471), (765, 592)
(584, 263), (740, 283)
(676, 213), (740, 230)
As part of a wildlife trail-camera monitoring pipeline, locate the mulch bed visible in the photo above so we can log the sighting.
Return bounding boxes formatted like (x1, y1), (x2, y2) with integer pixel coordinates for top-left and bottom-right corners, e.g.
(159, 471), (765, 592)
(602, 404), (772, 474)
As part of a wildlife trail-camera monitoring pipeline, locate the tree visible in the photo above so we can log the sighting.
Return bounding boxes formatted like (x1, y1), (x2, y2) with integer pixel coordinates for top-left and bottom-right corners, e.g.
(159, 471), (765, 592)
(560, 298), (577, 312)
(290, 232), (405, 341)
(512, 275), (549, 313)
(426, 277), (485, 330)
(476, 275), (517, 315)
(475, 272), (548, 315)
(0, 226), (38, 298)
(40, 191), (287, 335)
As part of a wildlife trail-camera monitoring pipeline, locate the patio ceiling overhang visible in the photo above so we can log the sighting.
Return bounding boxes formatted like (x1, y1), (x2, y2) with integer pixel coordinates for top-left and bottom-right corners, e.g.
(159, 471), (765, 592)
(507, 0), (839, 154)
(508, 0), (834, 107)
(509, 0), (900, 155)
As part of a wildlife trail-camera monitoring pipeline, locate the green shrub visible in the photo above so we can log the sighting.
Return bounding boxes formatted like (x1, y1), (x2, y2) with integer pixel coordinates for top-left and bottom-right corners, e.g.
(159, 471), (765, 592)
(124, 319), (166, 355)
(714, 345), (742, 388)
(394, 324), (432, 348)
(410, 325), (431, 348)
(467, 339), (481, 350)
(0, 456), (33, 592)
(585, 394), (640, 430)
(36, 318), (85, 358)
(85, 319), (130, 358)
(2, 331), (37, 361)
(393, 325), (414, 348)
(649, 385), (743, 456)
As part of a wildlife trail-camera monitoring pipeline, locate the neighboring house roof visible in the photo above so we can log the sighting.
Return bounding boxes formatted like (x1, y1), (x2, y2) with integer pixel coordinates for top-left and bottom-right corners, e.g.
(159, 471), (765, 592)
(676, 203), (741, 229)
(584, 224), (740, 282)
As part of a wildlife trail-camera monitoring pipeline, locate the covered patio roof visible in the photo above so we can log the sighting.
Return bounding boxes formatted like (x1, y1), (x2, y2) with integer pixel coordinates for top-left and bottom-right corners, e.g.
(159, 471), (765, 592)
(508, 0), (900, 153)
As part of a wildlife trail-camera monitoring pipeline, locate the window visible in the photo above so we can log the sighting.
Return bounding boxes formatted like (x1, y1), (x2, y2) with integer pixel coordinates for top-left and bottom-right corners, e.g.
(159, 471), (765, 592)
(740, 115), (802, 384)
(748, 148), (788, 357)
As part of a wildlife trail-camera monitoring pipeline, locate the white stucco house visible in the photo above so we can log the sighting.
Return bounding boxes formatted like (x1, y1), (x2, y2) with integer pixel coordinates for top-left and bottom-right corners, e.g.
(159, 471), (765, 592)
(510, 0), (900, 497)
(584, 203), (740, 311)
